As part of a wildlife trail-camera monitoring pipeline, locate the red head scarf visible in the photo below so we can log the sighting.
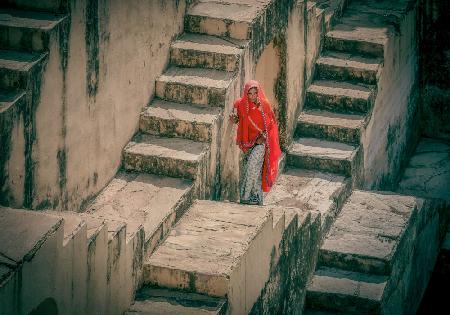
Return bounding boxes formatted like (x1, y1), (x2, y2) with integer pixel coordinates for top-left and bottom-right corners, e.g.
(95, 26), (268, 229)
(234, 80), (282, 192)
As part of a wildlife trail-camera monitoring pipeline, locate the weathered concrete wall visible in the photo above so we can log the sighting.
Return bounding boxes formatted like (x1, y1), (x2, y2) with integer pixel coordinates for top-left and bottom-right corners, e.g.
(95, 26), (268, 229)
(3, 0), (188, 211)
(249, 208), (321, 315)
(418, 0), (450, 140)
(361, 4), (420, 190)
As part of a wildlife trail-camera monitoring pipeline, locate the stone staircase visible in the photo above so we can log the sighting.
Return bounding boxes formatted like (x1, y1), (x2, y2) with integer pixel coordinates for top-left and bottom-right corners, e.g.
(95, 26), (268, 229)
(0, 4), (68, 207)
(286, 19), (382, 184)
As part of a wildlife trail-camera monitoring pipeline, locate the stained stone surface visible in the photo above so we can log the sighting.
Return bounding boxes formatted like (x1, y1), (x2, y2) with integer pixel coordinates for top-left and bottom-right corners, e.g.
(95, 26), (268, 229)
(127, 286), (227, 315)
(0, 8), (65, 30)
(0, 89), (25, 113)
(0, 207), (62, 283)
(320, 190), (419, 275)
(86, 171), (193, 243)
(266, 167), (350, 234)
(397, 138), (450, 202)
(139, 99), (220, 142)
(187, 0), (271, 22)
(307, 266), (387, 313)
(144, 200), (271, 296)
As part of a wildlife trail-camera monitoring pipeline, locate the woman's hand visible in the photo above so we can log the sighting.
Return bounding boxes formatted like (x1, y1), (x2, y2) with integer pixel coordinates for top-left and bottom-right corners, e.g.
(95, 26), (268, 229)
(229, 113), (239, 124)
(255, 132), (266, 144)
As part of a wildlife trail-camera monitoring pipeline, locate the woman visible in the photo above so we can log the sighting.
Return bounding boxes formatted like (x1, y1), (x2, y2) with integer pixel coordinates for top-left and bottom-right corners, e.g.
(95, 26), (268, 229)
(230, 80), (282, 205)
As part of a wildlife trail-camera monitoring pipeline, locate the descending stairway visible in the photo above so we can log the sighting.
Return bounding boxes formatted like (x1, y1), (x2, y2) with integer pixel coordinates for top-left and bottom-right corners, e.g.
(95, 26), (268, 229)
(0, 7), (68, 207)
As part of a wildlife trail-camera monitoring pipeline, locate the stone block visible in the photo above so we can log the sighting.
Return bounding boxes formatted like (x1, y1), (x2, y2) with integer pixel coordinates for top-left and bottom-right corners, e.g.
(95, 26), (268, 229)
(319, 190), (420, 276)
(306, 266), (387, 314)
(155, 66), (234, 107)
(143, 200), (273, 314)
(296, 110), (365, 145)
(0, 8), (66, 52)
(123, 134), (208, 180)
(4, 0), (68, 13)
(126, 286), (227, 315)
(287, 137), (359, 177)
(315, 51), (382, 85)
(324, 25), (386, 58)
(139, 99), (221, 143)
(170, 33), (242, 72)
(0, 49), (47, 90)
(305, 79), (374, 114)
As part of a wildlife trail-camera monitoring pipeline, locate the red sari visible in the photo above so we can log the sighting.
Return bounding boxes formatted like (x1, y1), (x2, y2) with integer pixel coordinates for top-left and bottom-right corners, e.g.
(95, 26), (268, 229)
(234, 80), (282, 192)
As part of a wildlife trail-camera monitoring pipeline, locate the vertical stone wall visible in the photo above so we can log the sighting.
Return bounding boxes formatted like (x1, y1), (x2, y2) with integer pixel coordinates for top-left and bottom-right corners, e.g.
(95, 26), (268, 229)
(362, 4), (421, 190)
(3, 0), (188, 210)
(418, 0), (450, 140)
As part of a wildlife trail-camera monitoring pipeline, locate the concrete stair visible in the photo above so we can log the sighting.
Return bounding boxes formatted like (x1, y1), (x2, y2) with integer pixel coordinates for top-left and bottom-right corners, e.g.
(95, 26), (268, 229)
(142, 200), (276, 314)
(305, 80), (374, 114)
(0, 88), (25, 117)
(305, 190), (434, 314)
(324, 24), (386, 58)
(126, 286), (227, 315)
(184, 1), (263, 40)
(123, 134), (209, 180)
(155, 66), (234, 107)
(170, 33), (243, 72)
(0, 8), (67, 52)
(296, 110), (365, 145)
(0, 49), (47, 90)
(139, 99), (221, 143)
(316, 51), (382, 85)
(287, 138), (360, 177)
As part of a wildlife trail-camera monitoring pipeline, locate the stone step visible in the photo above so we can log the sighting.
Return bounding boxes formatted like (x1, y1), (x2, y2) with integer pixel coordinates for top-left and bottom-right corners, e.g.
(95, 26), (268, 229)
(296, 110), (365, 145)
(0, 49), (47, 90)
(0, 88), (26, 116)
(319, 190), (420, 276)
(315, 51), (382, 85)
(85, 171), (194, 255)
(184, 1), (261, 40)
(3, 0), (68, 13)
(155, 66), (234, 107)
(287, 137), (359, 177)
(123, 133), (208, 180)
(324, 23), (386, 58)
(0, 8), (67, 52)
(265, 167), (351, 237)
(144, 200), (273, 313)
(305, 79), (374, 114)
(126, 286), (227, 315)
(139, 98), (221, 143)
(306, 266), (387, 314)
(170, 33), (242, 72)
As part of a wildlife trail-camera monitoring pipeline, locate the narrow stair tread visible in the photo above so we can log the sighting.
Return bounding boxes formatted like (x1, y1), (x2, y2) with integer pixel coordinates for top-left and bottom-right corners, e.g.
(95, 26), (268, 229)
(146, 200), (271, 277)
(172, 33), (242, 55)
(0, 49), (47, 71)
(86, 171), (193, 242)
(125, 134), (207, 163)
(299, 110), (365, 129)
(322, 190), (419, 264)
(143, 99), (221, 125)
(291, 138), (356, 161)
(309, 266), (387, 302)
(0, 89), (25, 113)
(187, 0), (270, 22)
(43, 211), (85, 245)
(0, 8), (66, 30)
(158, 66), (234, 89)
(128, 286), (226, 315)
(326, 22), (388, 46)
(308, 80), (372, 100)
(317, 51), (382, 71)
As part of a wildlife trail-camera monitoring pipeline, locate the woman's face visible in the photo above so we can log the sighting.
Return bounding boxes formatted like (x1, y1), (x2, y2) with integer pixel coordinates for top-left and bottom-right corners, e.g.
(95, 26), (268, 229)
(247, 87), (258, 104)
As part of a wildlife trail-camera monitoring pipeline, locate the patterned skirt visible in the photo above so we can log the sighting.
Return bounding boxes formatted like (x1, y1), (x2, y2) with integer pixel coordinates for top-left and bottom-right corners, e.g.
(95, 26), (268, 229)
(240, 144), (265, 205)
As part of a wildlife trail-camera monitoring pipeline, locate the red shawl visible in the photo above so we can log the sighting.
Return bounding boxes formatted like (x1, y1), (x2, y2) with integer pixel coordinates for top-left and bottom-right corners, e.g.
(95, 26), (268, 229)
(234, 80), (282, 192)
